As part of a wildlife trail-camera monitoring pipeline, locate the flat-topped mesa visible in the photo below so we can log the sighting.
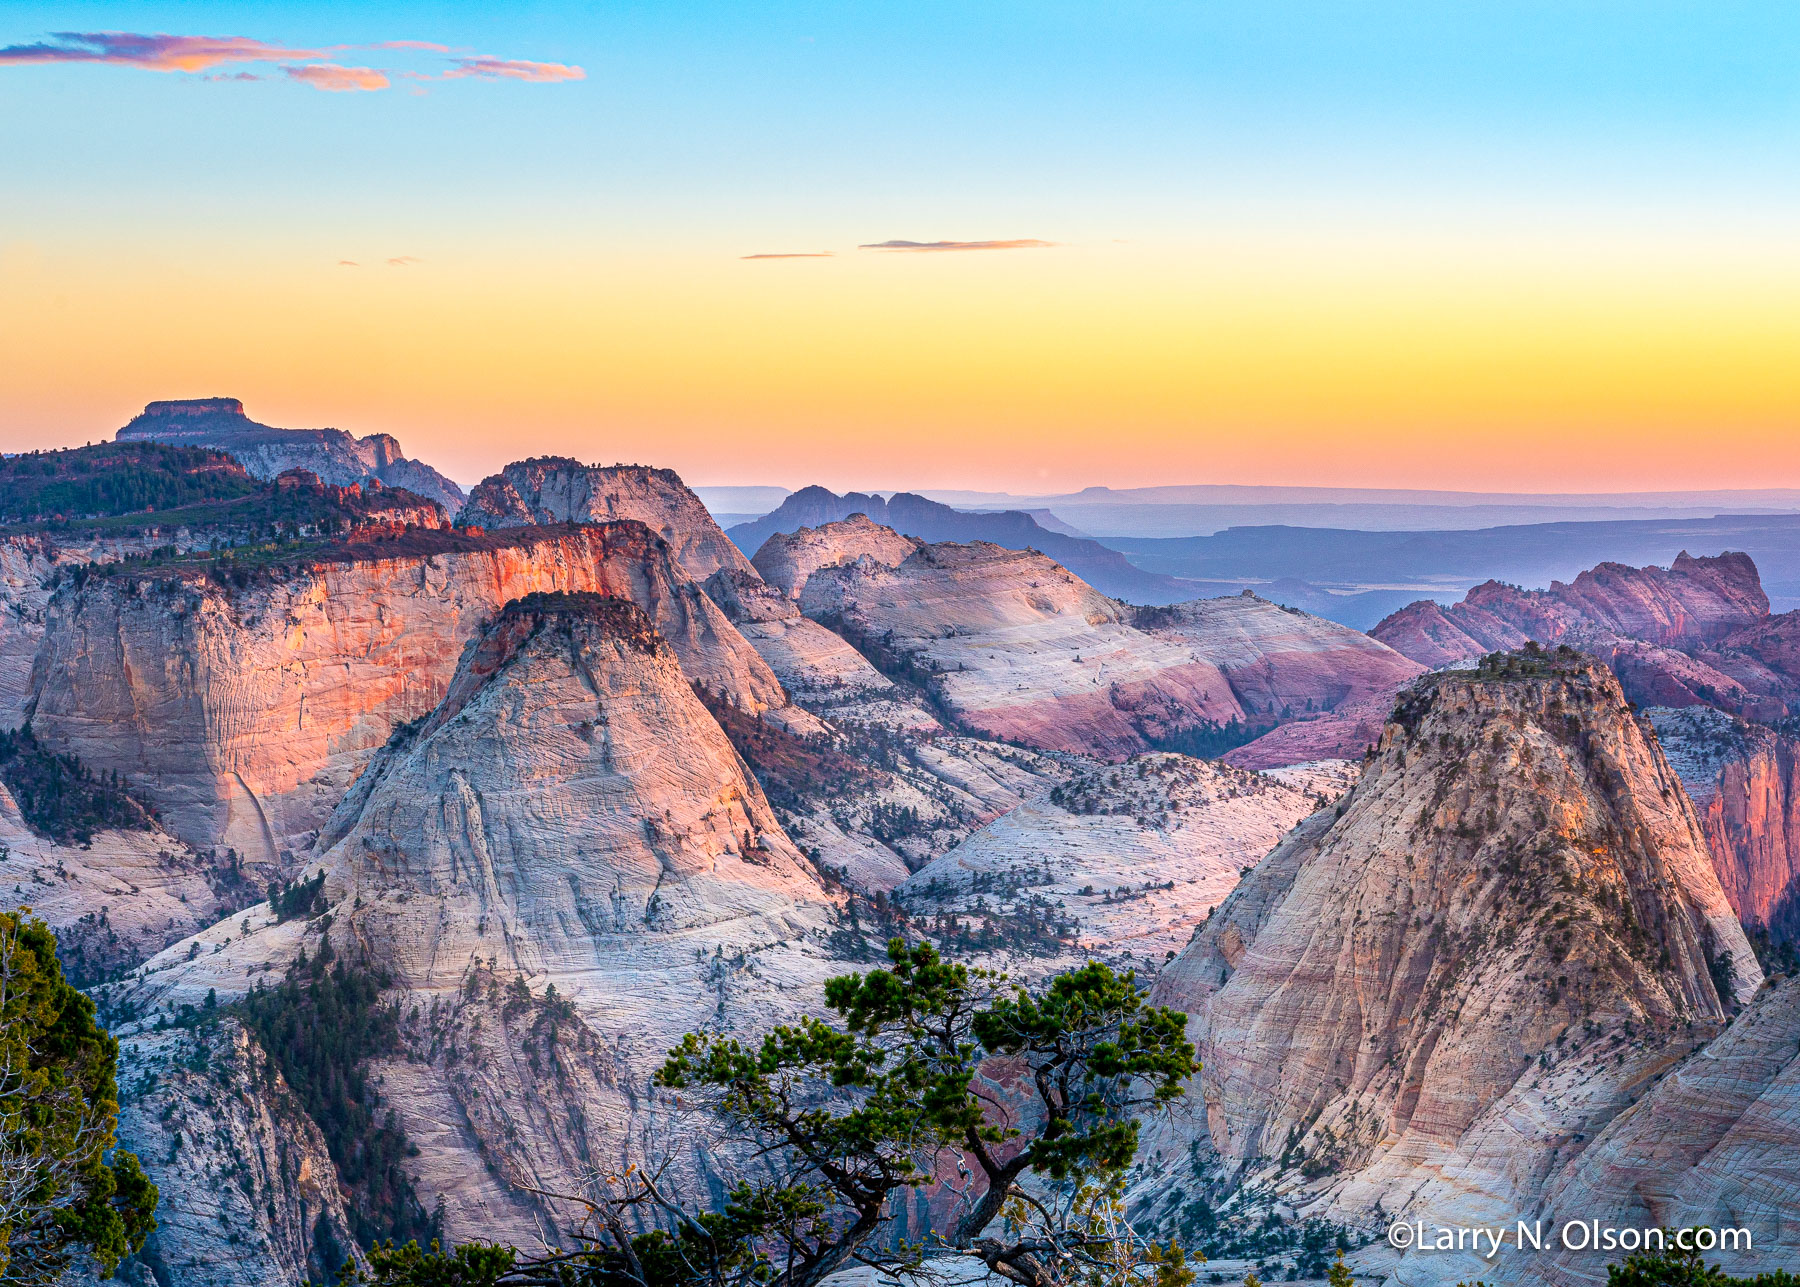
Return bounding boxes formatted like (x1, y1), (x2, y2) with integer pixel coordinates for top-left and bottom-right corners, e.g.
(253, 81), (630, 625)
(117, 397), (465, 514)
(750, 513), (923, 599)
(1150, 647), (1759, 1269)
(460, 457), (754, 581)
(138, 396), (246, 420)
(325, 587), (829, 987)
(27, 521), (787, 865)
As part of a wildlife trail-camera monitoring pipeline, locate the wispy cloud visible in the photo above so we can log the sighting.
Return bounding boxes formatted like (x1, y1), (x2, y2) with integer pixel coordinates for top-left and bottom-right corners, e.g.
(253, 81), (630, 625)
(742, 252), (835, 260)
(0, 30), (584, 91)
(387, 256), (421, 267)
(338, 260), (360, 267)
(0, 31), (318, 71)
(282, 62), (388, 92)
(442, 55), (584, 82)
(859, 239), (1058, 253)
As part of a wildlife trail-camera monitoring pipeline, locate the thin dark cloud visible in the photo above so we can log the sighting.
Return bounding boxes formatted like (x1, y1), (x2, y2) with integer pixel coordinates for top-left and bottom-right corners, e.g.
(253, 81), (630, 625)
(0, 31), (318, 70)
(859, 239), (1058, 253)
(387, 256), (421, 267)
(741, 252), (835, 260)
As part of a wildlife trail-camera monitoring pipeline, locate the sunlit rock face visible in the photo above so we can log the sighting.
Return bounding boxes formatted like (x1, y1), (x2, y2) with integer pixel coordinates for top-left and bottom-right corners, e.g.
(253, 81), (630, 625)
(28, 522), (786, 865)
(1374, 552), (1800, 721)
(1147, 652), (1759, 1286)
(330, 591), (829, 988)
(796, 540), (1246, 756)
(463, 457), (755, 581)
(1651, 705), (1800, 942)
(750, 514), (923, 600)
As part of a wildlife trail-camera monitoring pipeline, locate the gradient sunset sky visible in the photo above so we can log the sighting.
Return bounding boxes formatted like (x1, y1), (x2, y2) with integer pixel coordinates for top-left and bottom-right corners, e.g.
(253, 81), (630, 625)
(2, 2), (1796, 493)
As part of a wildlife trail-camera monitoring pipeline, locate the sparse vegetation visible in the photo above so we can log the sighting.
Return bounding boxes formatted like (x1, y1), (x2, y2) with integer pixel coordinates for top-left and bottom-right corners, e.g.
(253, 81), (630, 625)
(693, 682), (883, 810)
(0, 725), (155, 845)
(341, 940), (1197, 1287)
(235, 940), (437, 1252)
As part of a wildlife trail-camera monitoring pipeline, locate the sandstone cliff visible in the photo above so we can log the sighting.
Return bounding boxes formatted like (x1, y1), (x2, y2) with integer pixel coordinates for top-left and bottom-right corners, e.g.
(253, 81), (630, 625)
(29, 524), (787, 865)
(1650, 706), (1800, 942)
(1505, 975), (1800, 1286)
(323, 593), (836, 1233)
(1372, 552), (1768, 665)
(101, 592), (843, 1257)
(728, 485), (1189, 602)
(799, 540), (1245, 756)
(1147, 649), (1760, 1283)
(111, 1018), (364, 1287)
(750, 514), (923, 600)
(1136, 591), (1424, 721)
(117, 398), (465, 514)
(461, 457), (754, 580)
(1373, 553), (1800, 721)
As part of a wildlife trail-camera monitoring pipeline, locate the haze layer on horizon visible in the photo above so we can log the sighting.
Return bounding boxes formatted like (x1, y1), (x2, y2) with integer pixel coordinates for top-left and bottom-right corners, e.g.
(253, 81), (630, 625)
(1, 1), (1796, 494)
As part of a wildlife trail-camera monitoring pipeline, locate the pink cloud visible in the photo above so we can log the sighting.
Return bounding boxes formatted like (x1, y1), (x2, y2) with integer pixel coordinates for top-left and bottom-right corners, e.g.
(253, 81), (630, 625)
(0, 31), (318, 71)
(282, 62), (389, 92)
(859, 239), (1059, 253)
(443, 55), (584, 82)
(742, 252), (835, 260)
(1, 31), (583, 92)
(387, 256), (421, 267)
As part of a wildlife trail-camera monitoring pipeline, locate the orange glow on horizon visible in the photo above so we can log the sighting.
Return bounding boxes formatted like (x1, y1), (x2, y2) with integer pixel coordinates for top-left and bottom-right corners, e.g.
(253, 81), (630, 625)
(2, 233), (1796, 494)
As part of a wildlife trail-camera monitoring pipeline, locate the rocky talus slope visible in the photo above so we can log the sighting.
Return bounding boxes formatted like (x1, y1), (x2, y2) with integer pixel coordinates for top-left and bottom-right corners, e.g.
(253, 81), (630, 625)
(29, 523), (787, 864)
(462, 457), (755, 580)
(1650, 706), (1800, 941)
(117, 398), (465, 514)
(1145, 650), (1760, 1286)
(1374, 552), (1800, 720)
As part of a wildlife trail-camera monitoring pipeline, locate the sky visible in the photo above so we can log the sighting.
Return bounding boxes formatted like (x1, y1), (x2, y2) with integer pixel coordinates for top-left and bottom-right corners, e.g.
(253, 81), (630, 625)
(1, 1), (1797, 493)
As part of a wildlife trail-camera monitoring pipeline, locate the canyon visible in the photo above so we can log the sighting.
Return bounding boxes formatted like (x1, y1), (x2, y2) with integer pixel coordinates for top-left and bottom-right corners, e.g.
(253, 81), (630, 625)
(0, 434), (1793, 1287)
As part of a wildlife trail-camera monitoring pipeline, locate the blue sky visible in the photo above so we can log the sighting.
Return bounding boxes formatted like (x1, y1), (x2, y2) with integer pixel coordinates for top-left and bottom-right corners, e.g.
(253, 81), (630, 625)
(2, 2), (1797, 491)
